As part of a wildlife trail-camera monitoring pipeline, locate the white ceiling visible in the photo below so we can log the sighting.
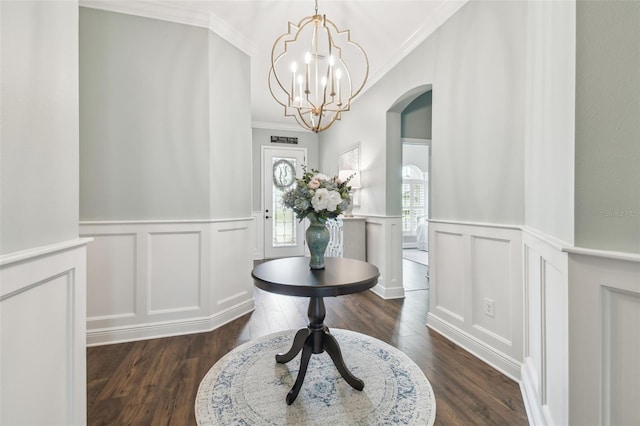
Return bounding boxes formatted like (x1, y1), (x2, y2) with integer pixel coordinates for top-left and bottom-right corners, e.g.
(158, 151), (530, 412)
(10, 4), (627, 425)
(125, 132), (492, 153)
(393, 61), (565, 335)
(82, 0), (467, 130)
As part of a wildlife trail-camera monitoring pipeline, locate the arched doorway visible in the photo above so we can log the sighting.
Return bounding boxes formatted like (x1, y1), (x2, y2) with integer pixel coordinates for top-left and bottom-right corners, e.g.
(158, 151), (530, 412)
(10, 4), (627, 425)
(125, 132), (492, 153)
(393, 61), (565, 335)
(386, 85), (432, 295)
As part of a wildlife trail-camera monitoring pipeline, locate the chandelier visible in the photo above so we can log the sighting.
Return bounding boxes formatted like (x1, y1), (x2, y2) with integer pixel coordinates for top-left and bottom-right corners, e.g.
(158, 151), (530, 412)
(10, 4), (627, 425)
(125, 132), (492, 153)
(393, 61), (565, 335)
(268, 0), (369, 133)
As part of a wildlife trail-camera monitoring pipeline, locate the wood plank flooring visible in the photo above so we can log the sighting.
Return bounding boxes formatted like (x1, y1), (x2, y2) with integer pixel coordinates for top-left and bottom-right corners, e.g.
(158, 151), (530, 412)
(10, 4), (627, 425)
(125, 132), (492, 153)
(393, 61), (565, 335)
(87, 276), (528, 425)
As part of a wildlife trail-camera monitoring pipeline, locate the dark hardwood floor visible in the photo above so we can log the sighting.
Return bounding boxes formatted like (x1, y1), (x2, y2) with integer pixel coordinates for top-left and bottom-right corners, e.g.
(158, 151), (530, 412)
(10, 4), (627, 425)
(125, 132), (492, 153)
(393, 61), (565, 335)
(87, 266), (528, 425)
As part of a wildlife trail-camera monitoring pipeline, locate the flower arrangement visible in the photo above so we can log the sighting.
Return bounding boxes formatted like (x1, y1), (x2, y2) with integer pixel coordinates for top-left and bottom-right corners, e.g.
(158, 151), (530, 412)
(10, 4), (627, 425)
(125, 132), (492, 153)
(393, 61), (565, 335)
(282, 166), (353, 223)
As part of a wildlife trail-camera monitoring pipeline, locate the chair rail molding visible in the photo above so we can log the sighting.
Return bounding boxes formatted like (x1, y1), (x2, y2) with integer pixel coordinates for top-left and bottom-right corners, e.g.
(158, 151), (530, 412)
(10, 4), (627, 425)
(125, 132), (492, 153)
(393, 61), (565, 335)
(80, 218), (255, 345)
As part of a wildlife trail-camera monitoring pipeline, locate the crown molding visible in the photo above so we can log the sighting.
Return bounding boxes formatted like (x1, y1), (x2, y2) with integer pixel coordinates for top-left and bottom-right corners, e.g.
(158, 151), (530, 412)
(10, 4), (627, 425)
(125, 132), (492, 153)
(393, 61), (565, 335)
(79, 0), (254, 56)
(80, 0), (209, 27)
(251, 121), (314, 133)
(366, 0), (468, 90)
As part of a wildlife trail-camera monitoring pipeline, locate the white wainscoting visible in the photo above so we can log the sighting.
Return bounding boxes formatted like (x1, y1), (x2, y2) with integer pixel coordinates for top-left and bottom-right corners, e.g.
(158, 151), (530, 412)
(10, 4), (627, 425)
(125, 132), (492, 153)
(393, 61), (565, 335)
(566, 248), (640, 425)
(1, 239), (91, 425)
(251, 211), (264, 260)
(521, 227), (569, 426)
(427, 220), (523, 379)
(362, 215), (405, 299)
(81, 219), (255, 345)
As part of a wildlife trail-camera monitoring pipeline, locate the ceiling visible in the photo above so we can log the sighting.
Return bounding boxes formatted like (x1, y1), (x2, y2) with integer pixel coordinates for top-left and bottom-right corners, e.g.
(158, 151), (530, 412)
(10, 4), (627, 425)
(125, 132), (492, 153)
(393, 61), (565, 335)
(82, 0), (467, 130)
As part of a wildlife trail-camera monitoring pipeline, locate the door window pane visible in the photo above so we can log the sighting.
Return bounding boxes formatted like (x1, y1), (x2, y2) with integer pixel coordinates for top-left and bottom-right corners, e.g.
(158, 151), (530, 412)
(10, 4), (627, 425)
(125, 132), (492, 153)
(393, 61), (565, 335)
(272, 157), (297, 247)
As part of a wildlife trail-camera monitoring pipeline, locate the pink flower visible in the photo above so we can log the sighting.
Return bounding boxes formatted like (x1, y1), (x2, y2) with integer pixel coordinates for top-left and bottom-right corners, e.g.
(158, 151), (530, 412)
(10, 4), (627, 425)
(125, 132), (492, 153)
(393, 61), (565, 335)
(308, 179), (320, 189)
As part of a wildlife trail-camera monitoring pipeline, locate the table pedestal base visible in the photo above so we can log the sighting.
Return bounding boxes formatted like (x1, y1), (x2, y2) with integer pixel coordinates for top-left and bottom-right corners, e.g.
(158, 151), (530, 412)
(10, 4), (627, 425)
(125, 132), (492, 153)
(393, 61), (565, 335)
(275, 296), (364, 405)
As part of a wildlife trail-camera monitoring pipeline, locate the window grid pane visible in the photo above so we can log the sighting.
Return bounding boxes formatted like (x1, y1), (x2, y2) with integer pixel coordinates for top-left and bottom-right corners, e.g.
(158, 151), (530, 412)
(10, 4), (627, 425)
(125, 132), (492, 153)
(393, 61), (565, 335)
(402, 179), (426, 234)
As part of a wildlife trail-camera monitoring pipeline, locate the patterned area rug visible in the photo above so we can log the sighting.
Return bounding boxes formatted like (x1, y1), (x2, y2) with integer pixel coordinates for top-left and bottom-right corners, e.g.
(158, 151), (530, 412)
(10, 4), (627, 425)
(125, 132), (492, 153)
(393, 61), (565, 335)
(196, 329), (436, 425)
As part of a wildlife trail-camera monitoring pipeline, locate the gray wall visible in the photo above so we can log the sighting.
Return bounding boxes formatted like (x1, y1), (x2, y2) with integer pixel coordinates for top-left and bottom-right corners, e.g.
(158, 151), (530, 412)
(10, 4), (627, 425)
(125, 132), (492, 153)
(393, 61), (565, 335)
(209, 32), (252, 219)
(320, 1), (526, 223)
(401, 91), (432, 140)
(575, 0), (640, 254)
(79, 8), (252, 221)
(1, 1), (79, 254)
(80, 9), (210, 220)
(251, 128), (319, 212)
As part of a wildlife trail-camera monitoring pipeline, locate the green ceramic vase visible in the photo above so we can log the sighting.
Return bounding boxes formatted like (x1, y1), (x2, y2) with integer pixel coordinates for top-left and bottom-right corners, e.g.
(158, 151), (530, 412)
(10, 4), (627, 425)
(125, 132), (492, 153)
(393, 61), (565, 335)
(306, 216), (330, 269)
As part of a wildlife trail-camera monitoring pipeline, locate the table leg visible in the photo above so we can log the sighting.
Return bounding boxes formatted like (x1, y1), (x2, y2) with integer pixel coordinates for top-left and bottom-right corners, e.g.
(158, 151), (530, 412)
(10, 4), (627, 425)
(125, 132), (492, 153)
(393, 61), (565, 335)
(286, 336), (313, 405)
(276, 328), (310, 364)
(324, 331), (365, 390)
(280, 296), (365, 404)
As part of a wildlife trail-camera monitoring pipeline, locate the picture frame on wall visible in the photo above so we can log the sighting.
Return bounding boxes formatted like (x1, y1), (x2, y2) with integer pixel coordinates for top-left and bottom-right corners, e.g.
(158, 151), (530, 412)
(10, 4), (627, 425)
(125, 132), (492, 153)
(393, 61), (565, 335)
(338, 144), (361, 206)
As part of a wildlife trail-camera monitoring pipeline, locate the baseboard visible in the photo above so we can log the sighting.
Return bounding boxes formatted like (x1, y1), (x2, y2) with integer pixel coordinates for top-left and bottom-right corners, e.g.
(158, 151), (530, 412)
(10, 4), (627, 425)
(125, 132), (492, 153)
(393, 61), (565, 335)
(370, 282), (405, 300)
(426, 312), (521, 380)
(87, 298), (254, 346)
(520, 359), (547, 426)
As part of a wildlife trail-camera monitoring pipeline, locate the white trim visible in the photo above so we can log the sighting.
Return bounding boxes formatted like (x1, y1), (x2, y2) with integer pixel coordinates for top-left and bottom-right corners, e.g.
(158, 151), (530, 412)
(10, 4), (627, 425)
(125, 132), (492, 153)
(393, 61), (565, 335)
(357, 213), (403, 219)
(427, 312), (521, 380)
(563, 246), (640, 263)
(521, 359), (548, 426)
(0, 238), (93, 268)
(251, 211), (264, 260)
(79, 0), (255, 56)
(81, 219), (255, 345)
(87, 298), (254, 346)
(1, 243), (88, 424)
(363, 215), (405, 300)
(370, 283), (405, 300)
(79, 1), (210, 28)
(428, 218), (521, 230)
(401, 138), (431, 146)
(80, 217), (253, 226)
(251, 121), (314, 133)
(521, 225), (570, 252)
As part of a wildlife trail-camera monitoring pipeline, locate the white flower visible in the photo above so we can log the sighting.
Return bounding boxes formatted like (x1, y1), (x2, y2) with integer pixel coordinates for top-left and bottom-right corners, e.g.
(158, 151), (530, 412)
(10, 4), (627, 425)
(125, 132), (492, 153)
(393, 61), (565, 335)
(313, 173), (330, 181)
(312, 188), (343, 212)
(326, 190), (342, 211)
(311, 188), (330, 211)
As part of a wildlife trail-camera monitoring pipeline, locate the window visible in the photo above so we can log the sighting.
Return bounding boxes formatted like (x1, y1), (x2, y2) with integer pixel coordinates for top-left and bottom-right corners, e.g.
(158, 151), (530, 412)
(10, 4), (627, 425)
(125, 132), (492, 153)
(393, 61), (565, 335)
(402, 165), (426, 235)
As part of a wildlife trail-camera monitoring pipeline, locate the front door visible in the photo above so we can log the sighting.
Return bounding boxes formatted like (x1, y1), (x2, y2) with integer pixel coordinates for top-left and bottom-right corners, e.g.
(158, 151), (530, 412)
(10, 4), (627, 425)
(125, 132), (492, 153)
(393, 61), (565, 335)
(262, 147), (306, 258)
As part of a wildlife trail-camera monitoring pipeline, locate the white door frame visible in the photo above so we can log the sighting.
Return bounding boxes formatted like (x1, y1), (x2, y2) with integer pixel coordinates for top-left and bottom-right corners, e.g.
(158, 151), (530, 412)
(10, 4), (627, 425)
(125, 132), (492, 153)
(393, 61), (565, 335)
(261, 146), (307, 259)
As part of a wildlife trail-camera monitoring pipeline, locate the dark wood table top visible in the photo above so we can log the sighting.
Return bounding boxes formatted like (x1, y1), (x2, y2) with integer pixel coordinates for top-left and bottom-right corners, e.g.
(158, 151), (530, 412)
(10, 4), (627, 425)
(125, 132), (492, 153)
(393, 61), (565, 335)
(251, 257), (379, 298)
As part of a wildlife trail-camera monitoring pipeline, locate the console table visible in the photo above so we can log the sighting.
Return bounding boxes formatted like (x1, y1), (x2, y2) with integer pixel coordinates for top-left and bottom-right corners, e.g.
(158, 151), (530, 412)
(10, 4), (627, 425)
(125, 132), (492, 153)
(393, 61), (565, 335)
(251, 257), (379, 404)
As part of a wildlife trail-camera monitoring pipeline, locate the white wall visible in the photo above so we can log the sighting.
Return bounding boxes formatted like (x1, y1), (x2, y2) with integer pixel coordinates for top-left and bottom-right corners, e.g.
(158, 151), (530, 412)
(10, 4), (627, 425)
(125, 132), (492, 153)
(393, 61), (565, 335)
(315, 2), (527, 368)
(524, 1), (575, 246)
(1, 0), (80, 254)
(1, 1), (88, 424)
(402, 145), (429, 173)
(320, 0), (526, 223)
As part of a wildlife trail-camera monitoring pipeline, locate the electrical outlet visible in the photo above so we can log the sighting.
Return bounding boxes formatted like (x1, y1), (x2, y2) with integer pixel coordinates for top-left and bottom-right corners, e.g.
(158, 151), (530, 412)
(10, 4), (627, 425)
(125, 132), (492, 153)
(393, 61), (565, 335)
(483, 298), (495, 318)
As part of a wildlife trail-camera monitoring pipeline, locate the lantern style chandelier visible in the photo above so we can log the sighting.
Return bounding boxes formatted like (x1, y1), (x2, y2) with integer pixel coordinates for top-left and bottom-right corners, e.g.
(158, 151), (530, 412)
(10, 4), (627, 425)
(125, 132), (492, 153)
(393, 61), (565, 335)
(268, 0), (369, 133)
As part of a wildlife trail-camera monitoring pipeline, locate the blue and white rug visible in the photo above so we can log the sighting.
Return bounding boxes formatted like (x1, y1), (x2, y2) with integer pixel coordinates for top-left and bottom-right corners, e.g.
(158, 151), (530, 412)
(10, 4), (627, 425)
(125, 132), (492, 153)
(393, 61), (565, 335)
(195, 329), (436, 425)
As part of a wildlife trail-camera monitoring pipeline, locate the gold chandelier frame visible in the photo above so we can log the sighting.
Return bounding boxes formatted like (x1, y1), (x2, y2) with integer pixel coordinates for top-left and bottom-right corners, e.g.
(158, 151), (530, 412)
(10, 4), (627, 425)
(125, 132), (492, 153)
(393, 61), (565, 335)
(268, 1), (369, 133)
